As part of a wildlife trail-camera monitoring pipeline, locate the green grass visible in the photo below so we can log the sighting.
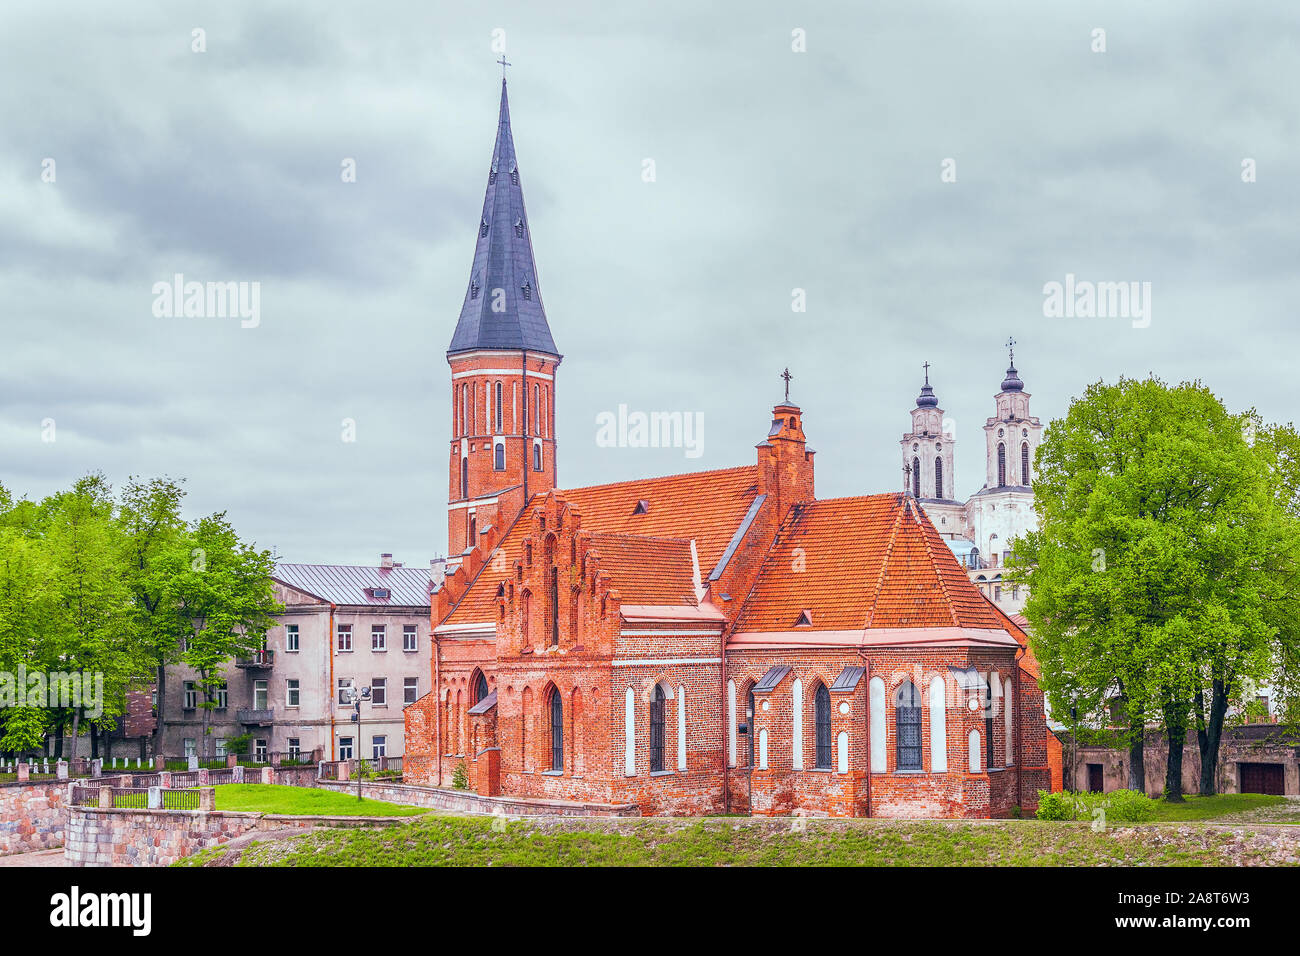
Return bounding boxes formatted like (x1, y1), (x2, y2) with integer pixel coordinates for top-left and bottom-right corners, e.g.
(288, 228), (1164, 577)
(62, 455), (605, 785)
(229, 815), (1299, 867)
(212, 784), (426, 817)
(1147, 793), (1287, 821)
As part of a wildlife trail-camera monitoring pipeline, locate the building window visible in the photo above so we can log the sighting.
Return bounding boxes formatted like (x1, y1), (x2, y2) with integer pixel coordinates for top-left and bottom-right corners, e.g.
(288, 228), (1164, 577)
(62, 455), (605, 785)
(985, 676), (997, 770)
(649, 684), (666, 772)
(372, 736), (387, 759)
(929, 675), (948, 772)
(339, 737), (353, 760)
(1021, 442), (1031, 485)
(372, 678), (387, 706)
(533, 384), (540, 434)
(338, 679), (351, 706)
(895, 681), (923, 770)
(473, 671), (489, 705)
(183, 681), (197, 710)
(254, 738), (268, 761)
(935, 457), (943, 498)
(215, 682), (228, 710)
(183, 738), (195, 757)
(403, 625), (417, 652)
(215, 738), (227, 757)
(468, 514), (476, 548)
(285, 624), (299, 652)
(548, 568), (559, 648)
(337, 624), (352, 652)
(371, 625), (386, 652)
(253, 680), (268, 711)
(404, 677), (419, 704)
(460, 457), (468, 499)
(997, 442), (1007, 486)
(494, 442), (505, 471)
(287, 738), (301, 759)
(814, 683), (832, 769)
(968, 730), (981, 773)
(514, 217), (524, 238)
(549, 688), (563, 771)
(533, 442), (542, 471)
(911, 456), (920, 498)
(287, 679), (300, 708)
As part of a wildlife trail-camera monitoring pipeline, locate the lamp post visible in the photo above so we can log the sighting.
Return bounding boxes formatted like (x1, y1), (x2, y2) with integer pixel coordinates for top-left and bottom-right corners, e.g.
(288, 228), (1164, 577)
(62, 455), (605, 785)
(345, 682), (371, 802)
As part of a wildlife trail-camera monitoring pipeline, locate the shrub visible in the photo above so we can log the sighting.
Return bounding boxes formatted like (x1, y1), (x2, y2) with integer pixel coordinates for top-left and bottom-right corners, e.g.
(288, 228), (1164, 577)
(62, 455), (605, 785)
(451, 760), (469, 790)
(1105, 789), (1157, 822)
(1035, 790), (1077, 821)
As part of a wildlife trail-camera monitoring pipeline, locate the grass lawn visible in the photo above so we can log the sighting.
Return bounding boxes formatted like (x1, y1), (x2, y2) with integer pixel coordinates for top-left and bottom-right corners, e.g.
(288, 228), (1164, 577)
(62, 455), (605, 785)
(1146, 793), (1287, 821)
(213, 784), (426, 817)
(228, 815), (1300, 867)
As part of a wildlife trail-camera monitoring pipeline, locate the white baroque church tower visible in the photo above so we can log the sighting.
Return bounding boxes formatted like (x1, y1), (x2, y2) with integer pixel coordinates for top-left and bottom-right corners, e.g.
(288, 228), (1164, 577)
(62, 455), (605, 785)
(900, 344), (1042, 614)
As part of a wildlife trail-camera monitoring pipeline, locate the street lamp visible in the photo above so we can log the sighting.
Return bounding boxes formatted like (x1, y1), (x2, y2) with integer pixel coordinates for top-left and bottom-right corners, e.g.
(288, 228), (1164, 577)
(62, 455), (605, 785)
(345, 681), (371, 802)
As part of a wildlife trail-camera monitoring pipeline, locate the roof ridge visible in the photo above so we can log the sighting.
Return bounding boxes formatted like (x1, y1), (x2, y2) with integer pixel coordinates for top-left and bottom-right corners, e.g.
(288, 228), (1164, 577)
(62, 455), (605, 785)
(556, 463), (757, 496)
(910, 499), (960, 627)
(863, 494), (906, 629)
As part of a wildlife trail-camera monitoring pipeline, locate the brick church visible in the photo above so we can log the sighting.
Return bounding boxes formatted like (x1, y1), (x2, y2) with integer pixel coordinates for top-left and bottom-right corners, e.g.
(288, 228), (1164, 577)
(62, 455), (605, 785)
(403, 79), (1057, 817)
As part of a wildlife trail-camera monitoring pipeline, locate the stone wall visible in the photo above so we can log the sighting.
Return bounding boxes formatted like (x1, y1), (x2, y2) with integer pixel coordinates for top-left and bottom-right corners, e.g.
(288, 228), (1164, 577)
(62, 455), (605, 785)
(0, 781), (67, 856)
(64, 806), (407, 867)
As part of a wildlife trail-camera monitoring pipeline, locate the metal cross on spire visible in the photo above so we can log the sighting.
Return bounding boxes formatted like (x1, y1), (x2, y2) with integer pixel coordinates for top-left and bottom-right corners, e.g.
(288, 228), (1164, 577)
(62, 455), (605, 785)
(497, 55), (511, 78)
(922, 361), (930, 385)
(1006, 336), (1016, 366)
(781, 367), (793, 402)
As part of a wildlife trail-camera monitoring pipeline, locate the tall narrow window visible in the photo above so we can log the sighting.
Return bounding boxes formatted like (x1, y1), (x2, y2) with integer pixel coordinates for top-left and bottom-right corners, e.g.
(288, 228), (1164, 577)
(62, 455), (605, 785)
(495, 381), (503, 432)
(460, 457), (468, 499)
(533, 443), (542, 472)
(494, 442), (505, 471)
(911, 456), (920, 498)
(473, 671), (489, 705)
(548, 567), (559, 648)
(747, 685), (756, 768)
(521, 590), (531, 642)
(934, 456), (943, 498)
(549, 689), (563, 771)
(534, 384), (540, 434)
(467, 514), (476, 549)
(929, 674), (947, 772)
(650, 684), (666, 772)
(895, 681), (922, 770)
(542, 387), (548, 438)
(1021, 442), (1030, 485)
(814, 684), (832, 769)
(997, 443), (1007, 486)
(985, 676), (996, 770)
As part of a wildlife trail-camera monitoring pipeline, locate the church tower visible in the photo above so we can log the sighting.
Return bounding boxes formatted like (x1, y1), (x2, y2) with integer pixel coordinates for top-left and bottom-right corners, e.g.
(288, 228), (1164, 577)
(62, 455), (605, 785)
(980, 341), (1041, 491)
(900, 364), (954, 501)
(446, 79), (561, 561)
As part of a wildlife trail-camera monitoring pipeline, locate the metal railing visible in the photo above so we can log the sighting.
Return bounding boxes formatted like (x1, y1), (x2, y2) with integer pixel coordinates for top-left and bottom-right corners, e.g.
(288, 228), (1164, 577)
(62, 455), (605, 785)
(208, 768), (236, 785)
(170, 771), (199, 788)
(161, 789), (200, 810)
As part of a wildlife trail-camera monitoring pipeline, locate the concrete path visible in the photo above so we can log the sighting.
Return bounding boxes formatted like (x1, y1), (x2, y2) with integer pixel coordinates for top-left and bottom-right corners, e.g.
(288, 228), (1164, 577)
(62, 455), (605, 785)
(0, 848), (67, 867)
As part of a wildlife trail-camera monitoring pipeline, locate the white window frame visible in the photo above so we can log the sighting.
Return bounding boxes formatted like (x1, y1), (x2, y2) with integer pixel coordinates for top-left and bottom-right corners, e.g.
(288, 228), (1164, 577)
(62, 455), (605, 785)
(371, 624), (386, 652)
(285, 623), (299, 652)
(337, 624), (352, 652)
(286, 678), (300, 708)
(403, 625), (418, 652)
(372, 736), (387, 760)
(371, 678), (387, 706)
(404, 677), (419, 704)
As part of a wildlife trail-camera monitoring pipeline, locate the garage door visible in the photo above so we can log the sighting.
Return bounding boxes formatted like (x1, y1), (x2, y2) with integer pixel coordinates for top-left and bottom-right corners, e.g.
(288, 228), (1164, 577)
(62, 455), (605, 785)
(1239, 762), (1285, 795)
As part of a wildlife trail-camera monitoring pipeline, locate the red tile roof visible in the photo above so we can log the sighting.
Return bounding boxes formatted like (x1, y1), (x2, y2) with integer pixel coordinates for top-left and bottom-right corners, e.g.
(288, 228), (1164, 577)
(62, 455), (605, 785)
(733, 494), (1006, 633)
(442, 465), (758, 627)
(582, 533), (698, 607)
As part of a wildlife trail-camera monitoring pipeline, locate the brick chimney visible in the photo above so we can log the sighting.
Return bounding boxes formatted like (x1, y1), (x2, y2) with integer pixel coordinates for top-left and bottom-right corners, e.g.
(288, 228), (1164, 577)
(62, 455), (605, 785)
(756, 402), (815, 517)
(380, 553), (394, 569)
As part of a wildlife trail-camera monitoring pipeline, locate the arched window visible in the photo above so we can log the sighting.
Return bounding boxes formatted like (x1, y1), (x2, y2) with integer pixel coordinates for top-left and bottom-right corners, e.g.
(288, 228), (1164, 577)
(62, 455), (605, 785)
(624, 687), (636, 776)
(473, 671), (489, 705)
(494, 442), (505, 471)
(869, 677), (885, 772)
(929, 674), (947, 772)
(895, 681), (922, 770)
(520, 590), (531, 641)
(1004, 675), (1015, 767)
(549, 688), (563, 771)
(1021, 442), (1030, 485)
(649, 684), (667, 772)
(997, 442), (1007, 486)
(460, 457), (468, 499)
(467, 514), (476, 549)
(727, 679), (737, 767)
(677, 685), (687, 771)
(495, 381), (503, 432)
(935, 457), (943, 498)
(985, 675), (998, 770)
(791, 678), (804, 770)
(533, 384), (540, 435)
(814, 683), (832, 769)
(541, 386), (548, 438)
(746, 684), (756, 768)
(533, 443), (542, 472)
(911, 456), (920, 498)
(968, 729), (982, 772)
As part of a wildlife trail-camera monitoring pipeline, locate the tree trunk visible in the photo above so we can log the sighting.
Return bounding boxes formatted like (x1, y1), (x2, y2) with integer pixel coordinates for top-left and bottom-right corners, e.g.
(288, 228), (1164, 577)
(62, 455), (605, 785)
(1198, 678), (1231, 796)
(151, 660), (166, 758)
(66, 709), (81, 763)
(1126, 719), (1145, 793)
(1162, 697), (1187, 802)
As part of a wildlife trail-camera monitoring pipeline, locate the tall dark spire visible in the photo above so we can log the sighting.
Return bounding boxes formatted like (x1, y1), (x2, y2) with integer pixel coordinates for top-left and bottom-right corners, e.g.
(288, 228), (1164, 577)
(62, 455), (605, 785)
(448, 80), (559, 357)
(1000, 337), (1023, 392)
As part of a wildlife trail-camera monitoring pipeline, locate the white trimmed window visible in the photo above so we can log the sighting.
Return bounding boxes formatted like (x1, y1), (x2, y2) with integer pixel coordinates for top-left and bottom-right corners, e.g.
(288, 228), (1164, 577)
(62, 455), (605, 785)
(337, 624), (352, 652)
(285, 624), (299, 652)
(404, 677), (419, 704)
(403, 625), (418, 652)
(372, 736), (387, 759)
(372, 678), (387, 706)
(338, 736), (353, 760)
(286, 678), (300, 708)
(372, 625), (386, 651)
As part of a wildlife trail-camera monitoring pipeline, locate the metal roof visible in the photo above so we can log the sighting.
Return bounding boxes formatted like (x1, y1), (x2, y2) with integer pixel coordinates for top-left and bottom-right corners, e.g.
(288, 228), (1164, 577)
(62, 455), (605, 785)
(447, 80), (559, 357)
(274, 563), (432, 608)
(829, 666), (865, 693)
(753, 665), (791, 694)
(468, 690), (498, 715)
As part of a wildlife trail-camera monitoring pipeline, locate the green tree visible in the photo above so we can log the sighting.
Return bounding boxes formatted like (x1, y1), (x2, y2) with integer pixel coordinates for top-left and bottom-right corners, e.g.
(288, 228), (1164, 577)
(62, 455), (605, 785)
(1012, 378), (1297, 799)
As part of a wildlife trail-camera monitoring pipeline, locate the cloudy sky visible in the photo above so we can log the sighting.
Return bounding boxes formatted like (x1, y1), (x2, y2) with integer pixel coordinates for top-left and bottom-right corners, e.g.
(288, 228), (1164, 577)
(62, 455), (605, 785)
(2, 1), (1297, 567)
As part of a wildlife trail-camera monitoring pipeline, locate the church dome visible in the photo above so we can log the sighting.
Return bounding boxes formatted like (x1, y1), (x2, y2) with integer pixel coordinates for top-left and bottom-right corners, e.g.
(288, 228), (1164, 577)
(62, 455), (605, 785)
(1000, 363), (1024, 392)
(916, 365), (938, 407)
